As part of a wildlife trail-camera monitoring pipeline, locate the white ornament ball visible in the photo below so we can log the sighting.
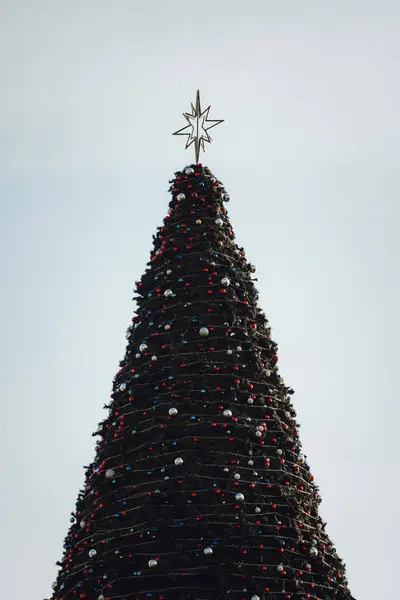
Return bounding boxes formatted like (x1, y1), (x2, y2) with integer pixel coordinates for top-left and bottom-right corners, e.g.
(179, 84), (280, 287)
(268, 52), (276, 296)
(298, 453), (305, 463)
(306, 563), (311, 570)
(277, 564), (284, 572)
(119, 383), (127, 392)
(235, 493), (245, 501)
(310, 547), (318, 557)
(164, 289), (173, 298)
(169, 407), (178, 416)
(247, 398), (254, 405)
(215, 218), (223, 226)
(148, 559), (158, 567)
(204, 546), (213, 555)
(199, 327), (209, 338)
(151, 355), (157, 361)
(135, 353), (141, 359)
(164, 324), (171, 330)
(88, 549), (97, 558)
(257, 425), (264, 432)
(223, 409), (232, 417)
(98, 595), (106, 600)
(248, 459), (254, 466)
(105, 469), (115, 479)
(195, 219), (202, 225)
(221, 277), (230, 287)
(236, 345), (242, 352)
(185, 167), (194, 175)
(277, 449), (283, 455)
(223, 193), (231, 202)
(176, 193), (185, 201)
(166, 269), (172, 275)
(251, 596), (260, 600)
(255, 431), (262, 437)
(139, 343), (147, 353)
(80, 520), (86, 528)
(174, 457), (183, 466)
(226, 349), (233, 355)
(285, 411), (291, 419)
(234, 473), (241, 480)
(255, 507), (261, 513)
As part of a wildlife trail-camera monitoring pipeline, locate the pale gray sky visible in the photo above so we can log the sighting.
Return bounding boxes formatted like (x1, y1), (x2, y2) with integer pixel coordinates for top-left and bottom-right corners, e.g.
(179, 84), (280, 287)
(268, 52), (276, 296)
(1, 1), (399, 598)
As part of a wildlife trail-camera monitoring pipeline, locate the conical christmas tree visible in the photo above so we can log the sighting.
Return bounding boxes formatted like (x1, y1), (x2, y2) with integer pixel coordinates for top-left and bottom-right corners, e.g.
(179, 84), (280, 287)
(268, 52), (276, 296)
(48, 96), (355, 600)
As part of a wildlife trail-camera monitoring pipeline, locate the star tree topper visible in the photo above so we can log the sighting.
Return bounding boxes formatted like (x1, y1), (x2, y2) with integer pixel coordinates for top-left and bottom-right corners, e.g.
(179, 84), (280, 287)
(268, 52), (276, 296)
(173, 90), (224, 164)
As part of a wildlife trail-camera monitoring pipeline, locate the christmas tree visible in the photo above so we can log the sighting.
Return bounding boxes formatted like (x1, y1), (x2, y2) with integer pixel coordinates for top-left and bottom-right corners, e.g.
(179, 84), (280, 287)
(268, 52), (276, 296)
(47, 93), (355, 600)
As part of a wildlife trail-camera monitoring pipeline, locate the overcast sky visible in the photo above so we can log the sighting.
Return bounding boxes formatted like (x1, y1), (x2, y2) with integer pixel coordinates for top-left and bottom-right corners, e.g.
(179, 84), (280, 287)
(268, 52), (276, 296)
(1, 1), (399, 599)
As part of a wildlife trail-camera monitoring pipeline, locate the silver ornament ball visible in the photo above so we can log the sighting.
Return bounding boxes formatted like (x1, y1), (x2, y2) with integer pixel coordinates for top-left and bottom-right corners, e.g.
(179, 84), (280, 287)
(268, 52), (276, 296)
(235, 492), (245, 501)
(88, 549), (97, 558)
(176, 193), (185, 201)
(119, 383), (127, 392)
(215, 218), (223, 226)
(139, 343), (147, 352)
(221, 276), (230, 287)
(174, 457), (183, 466)
(105, 469), (115, 479)
(148, 559), (158, 567)
(310, 547), (318, 557)
(164, 289), (173, 298)
(169, 407), (178, 416)
(199, 327), (209, 338)
(223, 409), (232, 417)
(185, 167), (194, 175)
(204, 546), (213, 555)
(223, 193), (231, 202)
